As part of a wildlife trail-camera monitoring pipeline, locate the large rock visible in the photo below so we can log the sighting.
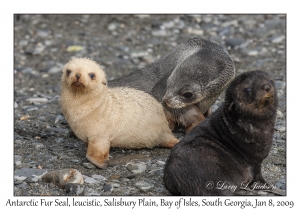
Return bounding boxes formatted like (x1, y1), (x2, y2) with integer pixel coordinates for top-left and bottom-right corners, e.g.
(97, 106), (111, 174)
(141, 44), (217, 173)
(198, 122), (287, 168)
(42, 168), (84, 188)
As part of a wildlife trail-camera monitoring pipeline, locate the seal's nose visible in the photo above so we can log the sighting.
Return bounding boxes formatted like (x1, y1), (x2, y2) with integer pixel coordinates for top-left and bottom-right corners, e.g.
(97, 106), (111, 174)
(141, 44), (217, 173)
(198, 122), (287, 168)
(262, 84), (271, 92)
(76, 74), (81, 80)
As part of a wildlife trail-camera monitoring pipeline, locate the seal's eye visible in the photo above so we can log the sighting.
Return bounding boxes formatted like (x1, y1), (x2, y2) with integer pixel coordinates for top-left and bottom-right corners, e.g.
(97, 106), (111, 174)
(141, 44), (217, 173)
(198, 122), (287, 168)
(66, 69), (71, 77)
(182, 92), (193, 99)
(243, 87), (251, 95)
(89, 73), (95, 80)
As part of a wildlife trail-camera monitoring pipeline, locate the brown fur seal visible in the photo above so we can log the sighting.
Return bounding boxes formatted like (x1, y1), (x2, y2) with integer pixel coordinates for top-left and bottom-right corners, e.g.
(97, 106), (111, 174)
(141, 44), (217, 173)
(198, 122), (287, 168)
(61, 57), (179, 169)
(163, 70), (278, 195)
(110, 37), (235, 132)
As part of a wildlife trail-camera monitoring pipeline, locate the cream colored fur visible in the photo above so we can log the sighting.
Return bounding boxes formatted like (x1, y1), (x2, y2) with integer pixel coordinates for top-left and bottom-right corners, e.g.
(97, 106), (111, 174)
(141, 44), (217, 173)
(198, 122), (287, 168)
(61, 57), (178, 168)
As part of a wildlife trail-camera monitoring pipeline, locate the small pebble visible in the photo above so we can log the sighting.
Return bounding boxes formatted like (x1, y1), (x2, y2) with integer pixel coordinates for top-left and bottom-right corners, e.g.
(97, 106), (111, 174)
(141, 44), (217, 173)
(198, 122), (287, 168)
(151, 30), (168, 37)
(32, 142), (44, 149)
(37, 30), (51, 37)
(130, 50), (149, 58)
(148, 167), (163, 174)
(275, 178), (286, 190)
(275, 126), (286, 132)
(114, 187), (131, 196)
(26, 177), (39, 183)
(108, 23), (117, 31)
(15, 140), (23, 144)
(20, 115), (30, 121)
(38, 116), (46, 121)
(275, 81), (286, 90)
(272, 35), (285, 43)
(24, 106), (39, 112)
(83, 162), (96, 169)
(257, 191), (269, 195)
(276, 110), (284, 118)
(14, 180), (24, 185)
(83, 176), (99, 184)
(120, 178), (130, 182)
(33, 43), (45, 55)
(14, 176), (27, 182)
(109, 175), (120, 180)
(20, 67), (33, 74)
(248, 50), (258, 56)
(15, 182), (29, 189)
(48, 66), (61, 74)
(54, 137), (64, 143)
(45, 164), (54, 168)
(54, 115), (65, 124)
(225, 38), (245, 48)
(105, 182), (120, 188)
(135, 181), (154, 191)
(83, 187), (94, 195)
(92, 174), (106, 181)
(186, 28), (204, 35)
(126, 163), (147, 174)
(15, 161), (22, 165)
(14, 155), (22, 162)
(47, 127), (69, 135)
(65, 183), (85, 195)
(103, 184), (113, 192)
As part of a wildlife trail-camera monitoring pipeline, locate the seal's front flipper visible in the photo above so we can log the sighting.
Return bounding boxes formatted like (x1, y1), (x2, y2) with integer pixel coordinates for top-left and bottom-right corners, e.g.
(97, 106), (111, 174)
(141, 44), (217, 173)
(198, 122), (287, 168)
(248, 164), (273, 190)
(86, 139), (110, 169)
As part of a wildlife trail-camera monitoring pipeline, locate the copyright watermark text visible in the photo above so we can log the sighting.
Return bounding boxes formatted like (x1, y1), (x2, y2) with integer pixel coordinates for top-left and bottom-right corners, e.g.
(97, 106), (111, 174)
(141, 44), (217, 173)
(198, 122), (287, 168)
(205, 181), (275, 192)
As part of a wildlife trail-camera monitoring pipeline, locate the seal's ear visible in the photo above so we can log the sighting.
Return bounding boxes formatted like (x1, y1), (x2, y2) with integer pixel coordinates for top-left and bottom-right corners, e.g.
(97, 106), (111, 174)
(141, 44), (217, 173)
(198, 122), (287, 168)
(228, 102), (234, 112)
(102, 81), (107, 85)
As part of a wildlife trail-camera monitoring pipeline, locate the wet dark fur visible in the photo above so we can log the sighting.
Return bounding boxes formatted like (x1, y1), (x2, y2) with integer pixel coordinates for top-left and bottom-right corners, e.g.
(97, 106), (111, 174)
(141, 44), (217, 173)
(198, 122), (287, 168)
(110, 37), (235, 131)
(163, 70), (278, 195)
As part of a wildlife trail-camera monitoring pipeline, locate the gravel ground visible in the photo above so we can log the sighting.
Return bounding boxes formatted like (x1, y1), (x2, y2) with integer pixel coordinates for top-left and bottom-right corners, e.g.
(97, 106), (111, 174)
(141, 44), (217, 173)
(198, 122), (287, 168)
(14, 14), (286, 196)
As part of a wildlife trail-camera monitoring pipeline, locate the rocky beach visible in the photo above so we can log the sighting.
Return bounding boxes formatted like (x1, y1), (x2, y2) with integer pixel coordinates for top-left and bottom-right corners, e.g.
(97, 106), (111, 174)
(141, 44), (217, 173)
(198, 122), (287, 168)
(14, 14), (286, 196)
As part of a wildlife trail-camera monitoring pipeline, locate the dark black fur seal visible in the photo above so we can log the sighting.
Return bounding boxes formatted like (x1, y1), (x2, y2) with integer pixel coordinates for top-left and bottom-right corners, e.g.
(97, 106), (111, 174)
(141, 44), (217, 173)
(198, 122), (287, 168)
(163, 70), (278, 196)
(110, 37), (235, 131)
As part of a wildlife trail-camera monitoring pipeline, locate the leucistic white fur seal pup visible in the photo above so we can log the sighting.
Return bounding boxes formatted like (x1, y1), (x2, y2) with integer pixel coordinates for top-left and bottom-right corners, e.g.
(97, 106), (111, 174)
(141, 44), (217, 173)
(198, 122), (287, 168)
(61, 57), (179, 168)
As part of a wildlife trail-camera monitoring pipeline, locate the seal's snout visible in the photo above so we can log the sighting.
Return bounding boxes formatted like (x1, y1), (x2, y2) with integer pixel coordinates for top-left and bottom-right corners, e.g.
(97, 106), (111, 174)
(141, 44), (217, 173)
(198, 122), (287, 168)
(262, 83), (271, 92)
(70, 73), (85, 90)
(162, 95), (186, 109)
(261, 81), (274, 97)
(258, 81), (275, 107)
(162, 95), (178, 108)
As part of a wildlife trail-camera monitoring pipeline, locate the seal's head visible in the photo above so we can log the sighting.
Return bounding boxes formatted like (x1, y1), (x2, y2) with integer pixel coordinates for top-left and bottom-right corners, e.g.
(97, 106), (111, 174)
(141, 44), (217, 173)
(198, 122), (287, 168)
(162, 40), (235, 111)
(224, 70), (278, 120)
(62, 57), (107, 93)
